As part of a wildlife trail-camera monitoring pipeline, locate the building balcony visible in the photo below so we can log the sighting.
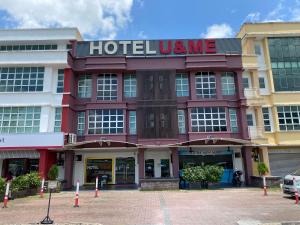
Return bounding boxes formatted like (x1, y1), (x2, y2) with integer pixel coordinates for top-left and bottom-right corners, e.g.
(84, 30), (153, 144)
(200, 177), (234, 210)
(242, 54), (258, 70)
(244, 88), (264, 106)
(248, 126), (264, 140)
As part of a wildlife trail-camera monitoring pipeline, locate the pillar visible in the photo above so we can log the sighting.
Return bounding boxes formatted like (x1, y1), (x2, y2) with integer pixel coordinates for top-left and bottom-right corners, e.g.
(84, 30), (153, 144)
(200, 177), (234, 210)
(241, 146), (253, 185)
(138, 148), (145, 183)
(38, 149), (57, 179)
(171, 148), (179, 178)
(259, 147), (271, 176)
(1, 159), (8, 178)
(64, 150), (74, 189)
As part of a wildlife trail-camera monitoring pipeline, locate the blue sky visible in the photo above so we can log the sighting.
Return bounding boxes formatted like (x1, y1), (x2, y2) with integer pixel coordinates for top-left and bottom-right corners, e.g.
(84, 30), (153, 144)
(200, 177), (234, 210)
(0, 0), (299, 40)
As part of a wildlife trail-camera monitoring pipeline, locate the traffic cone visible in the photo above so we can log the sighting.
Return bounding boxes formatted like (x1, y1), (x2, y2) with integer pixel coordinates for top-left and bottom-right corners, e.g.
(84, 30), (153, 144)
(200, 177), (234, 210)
(74, 180), (79, 207)
(295, 190), (299, 205)
(263, 176), (267, 196)
(3, 182), (10, 208)
(40, 177), (45, 198)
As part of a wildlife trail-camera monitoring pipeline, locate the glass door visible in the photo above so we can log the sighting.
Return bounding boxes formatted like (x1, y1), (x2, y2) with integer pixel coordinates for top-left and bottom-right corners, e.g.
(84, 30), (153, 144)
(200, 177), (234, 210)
(115, 157), (135, 184)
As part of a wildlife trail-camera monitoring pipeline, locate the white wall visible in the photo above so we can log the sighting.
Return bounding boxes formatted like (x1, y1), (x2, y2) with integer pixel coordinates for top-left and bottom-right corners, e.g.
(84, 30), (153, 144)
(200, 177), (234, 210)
(233, 148), (245, 182)
(144, 149), (171, 178)
(72, 150), (138, 186)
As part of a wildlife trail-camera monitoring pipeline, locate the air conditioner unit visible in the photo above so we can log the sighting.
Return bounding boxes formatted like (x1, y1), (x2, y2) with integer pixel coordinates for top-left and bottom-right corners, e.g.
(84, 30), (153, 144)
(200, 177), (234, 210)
(68, 133), (77, 144)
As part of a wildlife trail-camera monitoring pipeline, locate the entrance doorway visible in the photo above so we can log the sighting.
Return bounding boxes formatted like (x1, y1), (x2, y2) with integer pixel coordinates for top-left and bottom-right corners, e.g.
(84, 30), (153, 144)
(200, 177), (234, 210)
(115, 157), (135, 184)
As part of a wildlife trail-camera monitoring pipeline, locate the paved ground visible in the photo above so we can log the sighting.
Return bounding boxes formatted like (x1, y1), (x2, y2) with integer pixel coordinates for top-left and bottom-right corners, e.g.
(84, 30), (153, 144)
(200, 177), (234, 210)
(0, 188), (299, 225)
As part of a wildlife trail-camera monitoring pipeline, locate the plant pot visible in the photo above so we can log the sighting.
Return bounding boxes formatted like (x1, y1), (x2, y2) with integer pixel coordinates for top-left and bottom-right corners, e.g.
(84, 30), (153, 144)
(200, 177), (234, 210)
(188, 182), (202, 189)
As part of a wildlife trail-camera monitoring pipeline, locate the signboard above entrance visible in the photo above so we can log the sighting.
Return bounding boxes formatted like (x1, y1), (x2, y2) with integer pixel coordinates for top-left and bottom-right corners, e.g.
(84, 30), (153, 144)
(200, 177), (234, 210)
(76, 38), (242, 57)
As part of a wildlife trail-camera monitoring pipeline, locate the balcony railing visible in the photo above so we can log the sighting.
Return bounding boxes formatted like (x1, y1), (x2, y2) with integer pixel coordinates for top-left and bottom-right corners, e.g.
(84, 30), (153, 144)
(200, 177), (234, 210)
(248, 126), (264, 139)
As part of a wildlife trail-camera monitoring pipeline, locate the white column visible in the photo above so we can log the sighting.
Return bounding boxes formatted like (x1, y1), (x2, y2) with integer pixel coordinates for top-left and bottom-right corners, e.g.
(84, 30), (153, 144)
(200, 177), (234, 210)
(43, 67), (53, 93)
(40, 106), (52, 132)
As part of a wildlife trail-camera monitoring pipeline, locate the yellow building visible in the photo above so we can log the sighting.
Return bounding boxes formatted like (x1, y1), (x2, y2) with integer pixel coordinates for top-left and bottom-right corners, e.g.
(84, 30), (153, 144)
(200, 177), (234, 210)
(237, 22), (300, 177)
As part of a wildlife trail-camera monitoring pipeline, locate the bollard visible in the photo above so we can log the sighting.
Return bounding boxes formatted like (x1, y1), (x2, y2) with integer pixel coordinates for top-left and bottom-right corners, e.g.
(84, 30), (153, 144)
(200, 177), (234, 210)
(74, 180), (79, 207)
(40, 177), (45, 198)
(263, 176), (267, 196)
(95, 176), (99, 198)
(3, 182), (10, 208)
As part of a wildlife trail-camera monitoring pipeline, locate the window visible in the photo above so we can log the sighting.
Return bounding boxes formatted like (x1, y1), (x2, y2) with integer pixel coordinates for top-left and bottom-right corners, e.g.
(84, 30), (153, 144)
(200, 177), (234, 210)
(262, 107), (272, 132)
(247, 114), (254, 126)
(77, 112), (85, 136)
(259, 77), (266, 89)
(145, 159), (154, 178)
(56, 69), (64, 93)
(54, 107), (62, 132)
(88, 109), (124, 134)
(97, 74), (117, 100)
(243, 78), (249, 88)
(86, 159), (112, 183)
(221, 72), (236, 95)
(129, 111), (136, 135)
(0, 44), (57, 52)
(0, 67), (44, 92)
(268, 37), (300, 91)
(254, 44), (261, 55)
(78, 75), (92, 98)
(124, 74), (136, 98)
(190, 107), (227, 132)
(195, 72), (216, 98)
(66, 44), (72, 50)
(176, 74), (189, 97)
(277, 106), (300, 131)
(229, 108), (238, 133)
(0, 107), (41, 133)
(161, 159), (170, 177)
(177, 110), (186, 134)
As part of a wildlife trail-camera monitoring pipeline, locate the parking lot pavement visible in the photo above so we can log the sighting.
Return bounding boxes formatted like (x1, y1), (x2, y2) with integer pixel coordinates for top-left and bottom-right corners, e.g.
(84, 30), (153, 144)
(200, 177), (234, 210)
(0, 188), (299, 225)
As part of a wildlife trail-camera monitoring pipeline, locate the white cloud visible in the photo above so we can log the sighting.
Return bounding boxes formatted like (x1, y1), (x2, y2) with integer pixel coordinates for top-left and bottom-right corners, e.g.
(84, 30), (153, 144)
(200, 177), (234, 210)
(137, 31), (147, 39)
(264, 0), (285, 22)
(0, 0), (134, 39)
(202, 23), (234, 38)
(244, 12), (261, 23)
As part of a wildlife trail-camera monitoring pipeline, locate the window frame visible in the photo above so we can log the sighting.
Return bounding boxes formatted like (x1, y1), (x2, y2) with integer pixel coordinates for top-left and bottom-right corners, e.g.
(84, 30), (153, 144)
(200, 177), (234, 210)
(176, 73), (189, 97)
(195, 72), (216, 99)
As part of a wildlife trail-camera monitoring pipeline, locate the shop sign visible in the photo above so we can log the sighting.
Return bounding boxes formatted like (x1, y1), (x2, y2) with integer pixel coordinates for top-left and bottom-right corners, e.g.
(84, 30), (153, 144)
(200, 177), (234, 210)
(76, 38), (241, 57)
(179, 149), (232, 156)
(0, 132), (64, 149)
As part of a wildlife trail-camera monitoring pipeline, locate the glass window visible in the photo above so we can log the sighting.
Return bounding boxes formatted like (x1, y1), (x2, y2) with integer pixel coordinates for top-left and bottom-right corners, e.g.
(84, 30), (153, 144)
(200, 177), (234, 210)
(124, 74), (136, 98)
(190, 107), (227, 132)
(78, 75), (92, 98)
(56, 69), (64, 93)
(161, 159), (170, 178)
(229, 108), (238, 133)
(86, 159), (112, 183)
(0, 44), (58, 52)
(177, 110), (186, 134)
(259, 77), (266, 89)
(0, 67), (44, 92)
(77, 112), (85, 136)
(195, 72), (216, 98)
(262, 107), (272, 132)
(221, 72), (236, 95)
(88, 109), (124, 134)
(97, 74), (117, 100)
(54, 107), (62, 132)
(247, 114), (254, 126)
(145, 159), (154, 178)
(0, 107), (41, 133)
(176, 74), (189, 97)
(129, 111), (136, 135)
(242, 77), (249, 88)
(268, 37), (300, 91)
(277, 106), (300, 131)
(254, 44), (261, 55)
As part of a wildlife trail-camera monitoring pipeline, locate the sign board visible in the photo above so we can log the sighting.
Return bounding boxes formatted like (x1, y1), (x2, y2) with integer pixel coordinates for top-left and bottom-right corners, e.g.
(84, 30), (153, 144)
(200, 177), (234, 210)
(179, 148), (232, 156)
(47, 181), (58, 189)
(76, 38), (241, 57)
(0, 132), (64, 149)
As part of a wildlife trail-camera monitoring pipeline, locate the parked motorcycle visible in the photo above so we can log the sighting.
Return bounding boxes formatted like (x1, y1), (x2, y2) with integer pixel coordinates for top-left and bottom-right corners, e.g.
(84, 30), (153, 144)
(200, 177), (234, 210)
(232, 170), (243, 187)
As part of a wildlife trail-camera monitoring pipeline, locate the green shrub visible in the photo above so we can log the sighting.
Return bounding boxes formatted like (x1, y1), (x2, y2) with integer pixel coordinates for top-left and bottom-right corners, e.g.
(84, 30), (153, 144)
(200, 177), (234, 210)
(48, 164), (59, 180)
(257, 162), (269, 176)
(0, 177), (5, 194)
(12, 175), (29, 192)
(182, 166), (205, 183)
(203, 165), (224, 183)
(25, 172), (41, 188)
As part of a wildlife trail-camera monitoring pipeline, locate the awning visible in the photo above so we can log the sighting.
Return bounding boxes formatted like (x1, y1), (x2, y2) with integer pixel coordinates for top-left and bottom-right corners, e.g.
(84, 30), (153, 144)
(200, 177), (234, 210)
(171, 137), (250, 147)
(65, 139), (140, 149)
(0, 150), (40, 159)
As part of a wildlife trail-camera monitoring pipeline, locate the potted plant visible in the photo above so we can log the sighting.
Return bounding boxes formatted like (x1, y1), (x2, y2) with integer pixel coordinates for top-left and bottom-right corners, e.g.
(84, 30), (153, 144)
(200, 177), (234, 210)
(0, 177), (5, 202)
(47, 164), (60, 192)
(182, 166), (205, 189)
(257, 162), (269, 176)
(203, 165), (224, 189)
